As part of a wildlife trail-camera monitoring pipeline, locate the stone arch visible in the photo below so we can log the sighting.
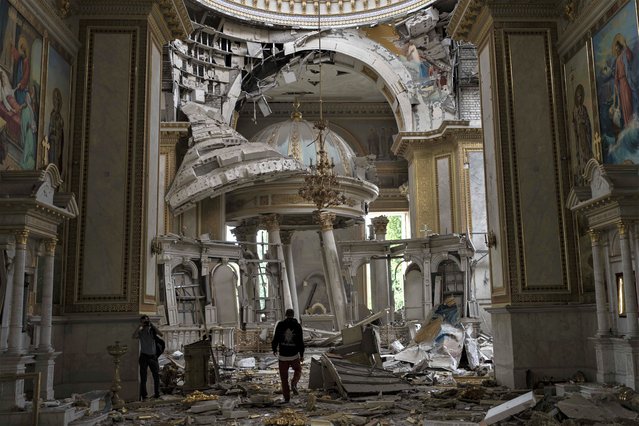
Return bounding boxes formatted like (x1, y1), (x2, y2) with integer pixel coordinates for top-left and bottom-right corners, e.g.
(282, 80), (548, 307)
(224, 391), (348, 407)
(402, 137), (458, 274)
(172, 258), (199, 283)
(229, 30), (422, 132)
(299, 271), (330, 314)
(210, 262), (239, 326)
(431, 252), (462, 271)
(609, 230), (621, 258)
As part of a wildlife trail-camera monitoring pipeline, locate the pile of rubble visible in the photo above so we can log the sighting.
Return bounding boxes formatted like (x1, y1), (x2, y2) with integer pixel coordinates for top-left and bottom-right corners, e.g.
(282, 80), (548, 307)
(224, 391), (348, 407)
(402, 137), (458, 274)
(72, 309), (635, 425)
(86, 357), (639, 425)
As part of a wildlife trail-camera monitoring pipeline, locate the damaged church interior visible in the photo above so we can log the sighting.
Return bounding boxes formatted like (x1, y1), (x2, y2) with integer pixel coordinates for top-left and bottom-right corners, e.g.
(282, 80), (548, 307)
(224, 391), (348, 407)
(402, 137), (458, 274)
(1, 0), (639, 424)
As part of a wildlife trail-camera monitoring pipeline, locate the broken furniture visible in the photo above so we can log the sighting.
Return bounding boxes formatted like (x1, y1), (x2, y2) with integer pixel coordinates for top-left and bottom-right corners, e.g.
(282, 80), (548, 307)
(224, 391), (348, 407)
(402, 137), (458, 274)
(184, 339), (219, 390)
(309, 353), (413, 398)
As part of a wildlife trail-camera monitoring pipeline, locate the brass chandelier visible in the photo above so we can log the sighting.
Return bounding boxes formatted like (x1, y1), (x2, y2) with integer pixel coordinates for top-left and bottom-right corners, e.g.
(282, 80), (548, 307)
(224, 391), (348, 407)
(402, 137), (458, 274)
(298, 3), (351, 212)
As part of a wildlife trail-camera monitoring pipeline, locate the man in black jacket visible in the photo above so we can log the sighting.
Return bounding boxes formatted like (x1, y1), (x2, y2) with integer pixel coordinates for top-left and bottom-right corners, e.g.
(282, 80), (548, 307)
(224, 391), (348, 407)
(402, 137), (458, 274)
(132, 315), (163, 400)
(271, 309), (304, 402)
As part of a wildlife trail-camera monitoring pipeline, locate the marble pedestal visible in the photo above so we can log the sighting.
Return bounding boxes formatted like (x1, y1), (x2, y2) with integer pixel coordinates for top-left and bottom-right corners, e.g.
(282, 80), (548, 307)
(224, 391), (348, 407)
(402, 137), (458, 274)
(592, 336), (639, 390)
(0, 354), (34, 410)
(33, 351), (61, 401)
(488, 304), (597, 388)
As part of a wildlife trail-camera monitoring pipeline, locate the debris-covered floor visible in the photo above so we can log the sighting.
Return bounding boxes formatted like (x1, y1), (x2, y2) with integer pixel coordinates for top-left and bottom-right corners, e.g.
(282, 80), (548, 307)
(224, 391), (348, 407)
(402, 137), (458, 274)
(83, 348), (639, 426)
(51, 303), (639, 425)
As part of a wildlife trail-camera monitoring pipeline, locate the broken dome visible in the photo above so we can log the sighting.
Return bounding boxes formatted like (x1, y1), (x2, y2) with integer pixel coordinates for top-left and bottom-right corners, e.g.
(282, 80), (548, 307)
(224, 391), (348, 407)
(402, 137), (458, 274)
(166, 102), (306, 214)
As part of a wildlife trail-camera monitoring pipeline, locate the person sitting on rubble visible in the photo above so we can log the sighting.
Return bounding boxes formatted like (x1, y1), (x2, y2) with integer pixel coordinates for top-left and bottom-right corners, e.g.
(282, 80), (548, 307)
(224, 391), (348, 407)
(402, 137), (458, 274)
(132, 315), (163, 401)
(271, 308), (305, 403)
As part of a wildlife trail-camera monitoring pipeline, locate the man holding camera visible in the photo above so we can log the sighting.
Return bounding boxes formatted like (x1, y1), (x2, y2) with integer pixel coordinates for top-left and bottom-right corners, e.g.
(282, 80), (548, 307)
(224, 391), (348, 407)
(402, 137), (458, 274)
(132, 315), (163, 401)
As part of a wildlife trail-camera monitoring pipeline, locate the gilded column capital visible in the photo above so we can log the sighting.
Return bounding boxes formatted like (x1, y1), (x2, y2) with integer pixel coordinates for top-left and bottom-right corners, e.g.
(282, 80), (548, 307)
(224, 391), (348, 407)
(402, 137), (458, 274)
(280, 230), (294, 245)
(44, 238), (58, 255)
(588, 229), (600, 245)
(261, 214), (281, 232)
(316, 211), (336, 231)
(617, 220), (628, 238)
(15, 230), (29, 246)
(371, 215), (389, 235)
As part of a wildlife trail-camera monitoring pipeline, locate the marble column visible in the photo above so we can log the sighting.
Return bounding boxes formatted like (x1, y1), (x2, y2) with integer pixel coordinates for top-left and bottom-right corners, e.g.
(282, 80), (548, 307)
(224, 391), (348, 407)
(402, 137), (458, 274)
(281, 231), (300, 320)
(318, 211), (347, 330)
(33, 238), (61, 401)
(38, 238), (56, 352)
(8, 230), (28, 354)
(0, 241), (15, 352)
(589, 230), (609, 336)
(232, 222), (258, 323)
(262, 215), (293, 313)
(602, 239), (619, 335)
(422, 256), (433, 320)
(0, 230), (31, 410)
(619, 221), (638, 338)
(371, 216), (391, 323)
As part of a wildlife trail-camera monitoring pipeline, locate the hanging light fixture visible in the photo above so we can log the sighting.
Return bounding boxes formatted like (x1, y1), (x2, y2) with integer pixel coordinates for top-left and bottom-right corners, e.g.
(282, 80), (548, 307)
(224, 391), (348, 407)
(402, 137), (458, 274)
(298, 3), (352, 213)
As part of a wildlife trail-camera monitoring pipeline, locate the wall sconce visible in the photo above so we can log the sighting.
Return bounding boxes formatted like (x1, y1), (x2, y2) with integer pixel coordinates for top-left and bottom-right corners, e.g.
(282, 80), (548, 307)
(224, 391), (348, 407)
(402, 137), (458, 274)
(485, 230), (497, 248)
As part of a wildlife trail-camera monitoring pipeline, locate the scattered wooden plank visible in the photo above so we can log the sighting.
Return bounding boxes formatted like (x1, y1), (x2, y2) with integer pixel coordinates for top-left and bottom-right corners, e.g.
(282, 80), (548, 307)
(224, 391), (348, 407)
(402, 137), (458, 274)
(320, 354), (413, 397)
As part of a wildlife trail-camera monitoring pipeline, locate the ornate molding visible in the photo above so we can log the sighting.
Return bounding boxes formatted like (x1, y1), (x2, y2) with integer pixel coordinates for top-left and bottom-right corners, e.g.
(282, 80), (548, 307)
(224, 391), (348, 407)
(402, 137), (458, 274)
(196, 0), (437, 29)
(317, 211), (336, 231)
(15, 230), (29, 246)
(617, 220), (627, 238)
(75, 0), (192, 40)
(44, 238), (58, 255)
(371, 215), (389, 235)
(261, 214), (281, 232)
(239, 102), (394, 118)
(392, 121), (481, 158)
(448, 0), (560, 43)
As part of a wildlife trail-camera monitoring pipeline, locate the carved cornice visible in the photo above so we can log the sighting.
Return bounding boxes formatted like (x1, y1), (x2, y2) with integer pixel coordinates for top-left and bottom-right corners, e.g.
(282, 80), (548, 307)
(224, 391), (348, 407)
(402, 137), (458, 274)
(240, 102), (394, 118)
(557, 0), (615, 57)
(448, 0), (560, 43)
(392, 121), (482, 158)
(161, 122), (191, 132)
(15, 0), (79, 54)
(159, 0), (193, 40)
(75, 0), (192, 40)
(448, 0), (483, 43)
(197, 0), (437, 29)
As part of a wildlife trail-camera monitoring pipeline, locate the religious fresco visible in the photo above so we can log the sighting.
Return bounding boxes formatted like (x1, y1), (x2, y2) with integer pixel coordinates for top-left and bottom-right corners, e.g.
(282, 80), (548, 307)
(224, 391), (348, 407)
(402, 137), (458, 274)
(363, 7), (453, 108)
(591, 0), (639, 165)
(0, 0), (43, 171)
(43, 44), (71, 174)
(564, 44), (596, 185)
